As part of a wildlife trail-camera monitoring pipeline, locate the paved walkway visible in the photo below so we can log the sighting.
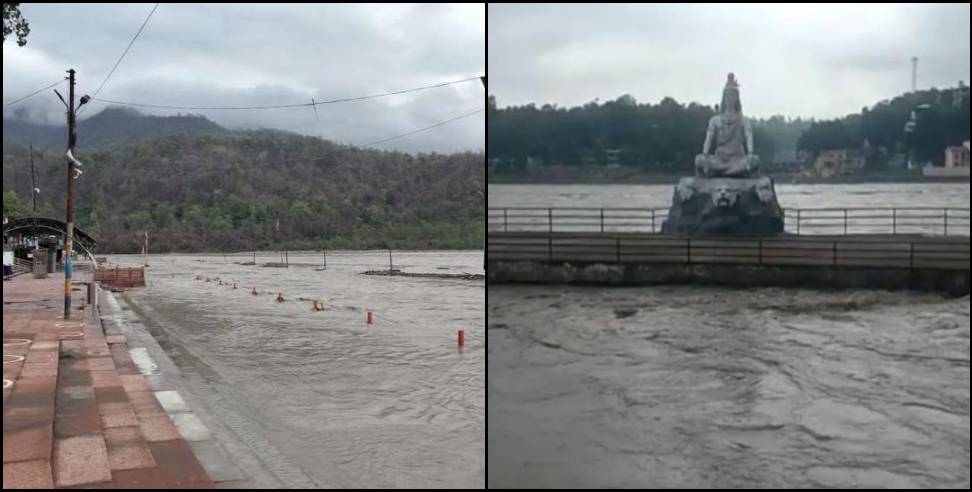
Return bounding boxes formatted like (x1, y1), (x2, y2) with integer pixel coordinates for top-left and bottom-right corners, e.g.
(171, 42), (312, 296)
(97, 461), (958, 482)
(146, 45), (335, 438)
(3, 274), (214, 489)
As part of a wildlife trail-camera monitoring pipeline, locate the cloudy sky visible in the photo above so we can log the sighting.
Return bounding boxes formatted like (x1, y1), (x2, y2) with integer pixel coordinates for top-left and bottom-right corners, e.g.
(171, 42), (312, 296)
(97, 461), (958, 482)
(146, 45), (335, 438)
(3, 3), (485, 153)
(488, 3), (971, 119)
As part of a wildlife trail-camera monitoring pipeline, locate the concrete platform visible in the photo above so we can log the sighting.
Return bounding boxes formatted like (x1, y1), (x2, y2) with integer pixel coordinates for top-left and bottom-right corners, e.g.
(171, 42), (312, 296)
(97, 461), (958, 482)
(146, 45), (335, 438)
(488, 232), (971, 295)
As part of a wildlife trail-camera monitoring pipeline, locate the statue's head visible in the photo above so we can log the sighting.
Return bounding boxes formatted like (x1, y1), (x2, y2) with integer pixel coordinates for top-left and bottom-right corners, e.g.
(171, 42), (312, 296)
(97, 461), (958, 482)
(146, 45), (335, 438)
(721, 73), (742, 114)
(712, 185), (740, 208)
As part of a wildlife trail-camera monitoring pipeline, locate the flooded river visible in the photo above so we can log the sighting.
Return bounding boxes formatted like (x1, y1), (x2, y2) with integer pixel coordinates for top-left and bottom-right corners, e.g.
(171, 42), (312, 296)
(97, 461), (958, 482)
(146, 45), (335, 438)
(110, 250), (485, 488)
(488, 287), (970, 488)
(488, 182), (971, 210)
(488, 183), (970, 488)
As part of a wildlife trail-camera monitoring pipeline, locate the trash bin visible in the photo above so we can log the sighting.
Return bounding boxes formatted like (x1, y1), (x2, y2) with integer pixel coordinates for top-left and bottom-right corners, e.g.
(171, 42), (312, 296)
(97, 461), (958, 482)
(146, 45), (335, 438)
(33, 248), (49, 278)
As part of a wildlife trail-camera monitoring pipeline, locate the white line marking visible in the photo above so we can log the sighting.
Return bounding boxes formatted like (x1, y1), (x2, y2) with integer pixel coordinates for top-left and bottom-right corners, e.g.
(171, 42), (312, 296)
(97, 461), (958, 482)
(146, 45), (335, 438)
(129, 347), (160, 375)
(155, 390), (190, 413)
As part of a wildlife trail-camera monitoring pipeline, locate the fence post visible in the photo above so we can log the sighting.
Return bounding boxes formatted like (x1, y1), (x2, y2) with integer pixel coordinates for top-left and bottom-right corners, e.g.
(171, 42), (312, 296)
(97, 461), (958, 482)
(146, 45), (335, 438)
(909, 242), (915, 269)
(616, 237), (621, 264)
(686, 238), (692, 264)
(944, 208), (948, 236)
(548, 208), (553, 233)
(651, 209), (656, 233)
(833, 241), (838, 266)
(758, 240), (763, 265)
(797, 209), (801, 235)
(843, 209), (848, 235)
(600, 209), (604, 233)
(892, 208), (897, 235)
(504, 209), (508, 232)
(548, 236), (553, 263)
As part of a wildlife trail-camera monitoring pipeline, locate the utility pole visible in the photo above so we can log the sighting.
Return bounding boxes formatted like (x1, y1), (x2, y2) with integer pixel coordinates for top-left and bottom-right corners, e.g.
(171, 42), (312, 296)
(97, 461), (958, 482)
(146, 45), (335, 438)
(912, 57), (918, 93)
(29, 143), (38, 251)
(481, 75), (486, 271)
(144, 230), (149, 267)
(63, 69), (78, 320)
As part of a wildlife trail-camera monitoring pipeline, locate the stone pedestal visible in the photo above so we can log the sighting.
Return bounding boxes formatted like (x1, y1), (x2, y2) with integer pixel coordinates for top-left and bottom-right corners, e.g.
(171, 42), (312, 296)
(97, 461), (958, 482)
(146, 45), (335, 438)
(661, 176), (784, 236)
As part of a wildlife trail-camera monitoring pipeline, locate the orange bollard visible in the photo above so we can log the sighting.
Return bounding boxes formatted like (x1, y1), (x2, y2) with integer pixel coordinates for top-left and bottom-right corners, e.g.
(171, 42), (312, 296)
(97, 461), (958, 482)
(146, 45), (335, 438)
(367, 311), (374, 325)
(251, 287), (258, 295)
(458, 330), (465, 347)
(276, 293), (285, 303)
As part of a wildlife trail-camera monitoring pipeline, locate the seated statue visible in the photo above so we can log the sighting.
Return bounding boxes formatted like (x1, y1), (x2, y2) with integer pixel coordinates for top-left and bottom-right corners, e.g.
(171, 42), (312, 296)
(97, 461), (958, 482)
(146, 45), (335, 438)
(694, 73), (760, 178)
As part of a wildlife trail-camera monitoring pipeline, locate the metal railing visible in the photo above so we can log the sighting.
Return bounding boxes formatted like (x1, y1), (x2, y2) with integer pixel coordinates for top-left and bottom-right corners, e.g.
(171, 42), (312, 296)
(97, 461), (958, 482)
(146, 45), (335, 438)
(12, 257), (33, 273)
(487, 207), (971, 237)
(487, 234), (971, 271)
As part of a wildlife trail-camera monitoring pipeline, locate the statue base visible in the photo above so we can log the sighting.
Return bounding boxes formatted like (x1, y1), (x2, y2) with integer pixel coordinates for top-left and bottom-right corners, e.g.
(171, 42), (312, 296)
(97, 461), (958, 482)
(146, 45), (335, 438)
(661, 176), (784, 236)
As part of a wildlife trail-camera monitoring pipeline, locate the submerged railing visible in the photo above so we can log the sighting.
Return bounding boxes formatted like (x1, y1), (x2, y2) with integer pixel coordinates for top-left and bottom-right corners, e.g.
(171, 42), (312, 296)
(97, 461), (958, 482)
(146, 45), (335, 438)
(487, 207), (971, 237)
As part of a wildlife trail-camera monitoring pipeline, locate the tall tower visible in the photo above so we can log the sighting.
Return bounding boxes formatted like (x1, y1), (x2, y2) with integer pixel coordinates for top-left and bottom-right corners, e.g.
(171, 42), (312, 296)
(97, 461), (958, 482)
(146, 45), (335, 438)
(911, 56), (918, 92)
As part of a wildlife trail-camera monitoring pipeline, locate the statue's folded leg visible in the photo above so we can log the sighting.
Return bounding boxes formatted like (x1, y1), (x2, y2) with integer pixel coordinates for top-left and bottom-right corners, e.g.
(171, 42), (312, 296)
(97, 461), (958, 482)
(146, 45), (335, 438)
(695, 154), (730, 177)
(721, 155), (760, 177)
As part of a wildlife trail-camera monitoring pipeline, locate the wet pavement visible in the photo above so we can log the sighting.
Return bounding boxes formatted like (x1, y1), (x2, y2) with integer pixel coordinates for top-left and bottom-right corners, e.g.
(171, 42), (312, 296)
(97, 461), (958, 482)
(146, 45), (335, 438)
(3, 274), (214, 489)
(488, 286), (970, 488)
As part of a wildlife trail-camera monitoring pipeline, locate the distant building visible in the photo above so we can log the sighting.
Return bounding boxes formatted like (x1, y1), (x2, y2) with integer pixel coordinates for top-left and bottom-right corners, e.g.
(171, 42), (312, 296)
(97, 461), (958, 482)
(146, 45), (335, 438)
(813, 149), (865, 177)
(923, 142), (971, 177)
(944, 143), (970, 169)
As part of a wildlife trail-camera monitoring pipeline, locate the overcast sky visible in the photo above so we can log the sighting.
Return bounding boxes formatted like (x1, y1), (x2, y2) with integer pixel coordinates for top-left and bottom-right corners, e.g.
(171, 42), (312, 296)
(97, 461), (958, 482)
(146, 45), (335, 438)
(3, 3), (485, 154)
(488, 3), (971, 119)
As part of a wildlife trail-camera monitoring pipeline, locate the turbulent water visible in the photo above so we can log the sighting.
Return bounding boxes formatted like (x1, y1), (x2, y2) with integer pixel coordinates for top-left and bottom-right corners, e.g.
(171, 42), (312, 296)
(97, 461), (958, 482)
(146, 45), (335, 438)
(488, 182), (971, 210)
(488, 287), (970, 489)
(112, 250), (485, 488)
(488, 183), (970, 488)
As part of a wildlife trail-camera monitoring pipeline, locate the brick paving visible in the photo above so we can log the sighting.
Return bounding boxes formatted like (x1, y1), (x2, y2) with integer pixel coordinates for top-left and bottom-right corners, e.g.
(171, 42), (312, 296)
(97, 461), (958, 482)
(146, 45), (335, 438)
(3, 275), (214, 489)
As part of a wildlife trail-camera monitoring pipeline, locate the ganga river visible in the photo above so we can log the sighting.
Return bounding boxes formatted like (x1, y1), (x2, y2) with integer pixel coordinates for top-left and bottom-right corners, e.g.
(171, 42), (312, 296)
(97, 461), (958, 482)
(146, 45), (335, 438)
(110, 250), (485, 488)
(488, 183), (970, 488)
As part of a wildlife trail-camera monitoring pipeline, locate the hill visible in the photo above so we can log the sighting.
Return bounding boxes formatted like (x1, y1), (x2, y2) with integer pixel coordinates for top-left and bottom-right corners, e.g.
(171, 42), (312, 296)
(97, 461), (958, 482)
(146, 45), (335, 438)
(2, 106), (228, 149)
(2, 131), (484, 253)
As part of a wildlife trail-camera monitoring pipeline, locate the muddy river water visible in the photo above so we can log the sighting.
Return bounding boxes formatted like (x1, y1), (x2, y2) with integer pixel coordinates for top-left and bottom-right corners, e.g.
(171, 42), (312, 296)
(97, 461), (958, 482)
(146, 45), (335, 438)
(110, 250), (485, 488)
(488, 287), (970, 488)
(488, 183), (970, 488)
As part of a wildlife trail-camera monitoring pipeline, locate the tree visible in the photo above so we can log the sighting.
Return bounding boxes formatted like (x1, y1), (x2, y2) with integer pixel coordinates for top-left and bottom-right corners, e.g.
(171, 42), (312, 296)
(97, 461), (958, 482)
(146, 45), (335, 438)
(3, 191), (26, 219)
(3, 3), (30, 46)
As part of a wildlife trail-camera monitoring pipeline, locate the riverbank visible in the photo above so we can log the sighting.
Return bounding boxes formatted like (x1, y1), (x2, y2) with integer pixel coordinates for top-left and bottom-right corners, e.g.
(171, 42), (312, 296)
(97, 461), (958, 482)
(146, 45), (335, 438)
(2, 274), (216, 488)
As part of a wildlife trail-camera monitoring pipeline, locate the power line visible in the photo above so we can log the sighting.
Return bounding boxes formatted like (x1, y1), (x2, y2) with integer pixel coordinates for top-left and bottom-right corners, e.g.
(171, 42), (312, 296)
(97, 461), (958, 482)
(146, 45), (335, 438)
(363, 107), (484, 147)
(3, 79), (65, 108)
(79, 3), (160, 115)
(88, 76), (483, 111)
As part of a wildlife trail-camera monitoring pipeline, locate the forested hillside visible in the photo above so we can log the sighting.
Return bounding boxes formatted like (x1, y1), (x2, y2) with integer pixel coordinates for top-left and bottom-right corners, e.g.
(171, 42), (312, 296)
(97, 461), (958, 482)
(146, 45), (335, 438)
(487, 85), (970, 175)
(3, 130), (484, 253)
